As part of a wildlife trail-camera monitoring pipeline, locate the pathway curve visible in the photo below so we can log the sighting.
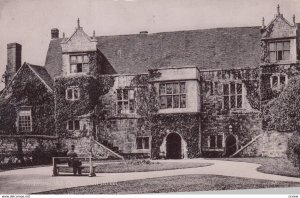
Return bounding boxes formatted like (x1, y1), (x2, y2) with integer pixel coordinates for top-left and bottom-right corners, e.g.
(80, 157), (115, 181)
(1, 159), (300, 194)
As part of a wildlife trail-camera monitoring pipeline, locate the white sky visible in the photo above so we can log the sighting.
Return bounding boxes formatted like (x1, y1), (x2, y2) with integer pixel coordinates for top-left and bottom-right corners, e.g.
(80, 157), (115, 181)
(0, 0), (300, 89)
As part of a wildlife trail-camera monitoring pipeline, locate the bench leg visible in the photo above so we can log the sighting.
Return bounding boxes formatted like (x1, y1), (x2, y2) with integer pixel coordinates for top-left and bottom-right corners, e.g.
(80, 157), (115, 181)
(89, 167), (96, 177)
(52, 167), (58, 176)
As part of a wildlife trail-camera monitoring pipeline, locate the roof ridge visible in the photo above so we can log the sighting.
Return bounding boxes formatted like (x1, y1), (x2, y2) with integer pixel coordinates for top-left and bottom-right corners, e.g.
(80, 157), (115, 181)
(94, 26), (261, 38)
(27, 63), (53, 92)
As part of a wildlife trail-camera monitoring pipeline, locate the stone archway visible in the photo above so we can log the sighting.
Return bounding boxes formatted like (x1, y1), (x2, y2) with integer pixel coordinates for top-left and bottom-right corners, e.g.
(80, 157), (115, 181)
(166, 133), (182, 159)
(225, 135), (237, 157)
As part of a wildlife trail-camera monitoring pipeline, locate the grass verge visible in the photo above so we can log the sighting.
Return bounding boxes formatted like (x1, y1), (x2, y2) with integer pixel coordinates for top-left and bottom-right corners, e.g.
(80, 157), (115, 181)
(60, 160), (213, 173)
(212, 157), (300, 178)
(39, 174), (300, 194)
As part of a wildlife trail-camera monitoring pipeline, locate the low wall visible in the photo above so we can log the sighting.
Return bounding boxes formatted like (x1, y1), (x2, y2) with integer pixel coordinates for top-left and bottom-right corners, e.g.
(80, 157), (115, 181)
(241, 131), (292, 158)
(0, 136), (59, 165)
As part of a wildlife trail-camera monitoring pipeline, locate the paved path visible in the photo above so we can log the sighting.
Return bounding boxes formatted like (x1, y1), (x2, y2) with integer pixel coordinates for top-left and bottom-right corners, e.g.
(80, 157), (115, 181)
(1, 159), (300, 194)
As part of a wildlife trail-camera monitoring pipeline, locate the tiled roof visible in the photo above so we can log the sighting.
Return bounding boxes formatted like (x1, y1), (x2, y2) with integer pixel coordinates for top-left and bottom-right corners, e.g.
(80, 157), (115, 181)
(27, 63), (54, 90)
(45, 26), (262, 78)
(0, 63), (53, 98)
(45, 38), (63, 79)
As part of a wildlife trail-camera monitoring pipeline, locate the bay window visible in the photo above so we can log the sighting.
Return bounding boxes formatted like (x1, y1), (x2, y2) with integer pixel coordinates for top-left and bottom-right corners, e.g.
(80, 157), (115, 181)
(159, 82), (186, 109)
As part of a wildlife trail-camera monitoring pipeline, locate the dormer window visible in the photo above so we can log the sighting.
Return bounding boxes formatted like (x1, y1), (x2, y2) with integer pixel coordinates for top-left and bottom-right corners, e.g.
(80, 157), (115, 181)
(268, 41), (290, 62)
(70, 54), (89, 73)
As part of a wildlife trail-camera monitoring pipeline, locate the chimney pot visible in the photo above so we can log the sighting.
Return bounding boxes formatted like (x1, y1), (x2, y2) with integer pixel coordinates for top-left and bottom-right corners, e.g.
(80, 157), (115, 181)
(139, 31), (148, 34)
(51, 28), (59, 39)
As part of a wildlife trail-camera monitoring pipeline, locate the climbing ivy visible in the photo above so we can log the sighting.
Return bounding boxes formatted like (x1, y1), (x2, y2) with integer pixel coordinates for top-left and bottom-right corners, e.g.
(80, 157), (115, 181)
(0, 65), (55, 164)
(55, 75), (115, 137)
(151, 113), (200, 159)
(0, 65), (55, 135)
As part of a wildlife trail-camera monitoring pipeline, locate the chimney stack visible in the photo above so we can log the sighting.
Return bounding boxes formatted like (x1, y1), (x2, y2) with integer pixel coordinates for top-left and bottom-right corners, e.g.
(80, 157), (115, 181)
(6, 43), (22, 86)
(51, 28), (59, 39)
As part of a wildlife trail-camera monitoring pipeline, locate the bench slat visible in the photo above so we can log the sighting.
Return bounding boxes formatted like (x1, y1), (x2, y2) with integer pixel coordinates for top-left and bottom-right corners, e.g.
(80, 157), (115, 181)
(52, 156), (96, 177)
(56, 164), (96, 167)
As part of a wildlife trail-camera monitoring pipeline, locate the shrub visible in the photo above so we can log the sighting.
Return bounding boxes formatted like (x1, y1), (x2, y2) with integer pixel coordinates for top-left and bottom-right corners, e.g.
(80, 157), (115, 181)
(287, 132), (300, 171)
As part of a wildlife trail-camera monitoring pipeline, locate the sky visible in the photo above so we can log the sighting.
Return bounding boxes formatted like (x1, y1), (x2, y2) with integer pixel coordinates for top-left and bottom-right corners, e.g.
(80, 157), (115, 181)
(0, 0), (300, 89)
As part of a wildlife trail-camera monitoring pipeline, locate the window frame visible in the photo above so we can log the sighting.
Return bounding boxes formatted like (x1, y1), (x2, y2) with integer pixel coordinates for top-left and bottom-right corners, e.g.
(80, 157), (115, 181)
(69, 54), (90, 74)
(222, 82), (243, 110)
(159, 82), (187, 109)
(67, 120), (80, 131)
(207, 134), (224, 149)
(65, 87), (80, 101)
(116, 89), (135, 114)
(268, 40), (290, 62)
(270, 73), (288, 89)
(17, 107), (32, 133)
(136, 136), (150, 150)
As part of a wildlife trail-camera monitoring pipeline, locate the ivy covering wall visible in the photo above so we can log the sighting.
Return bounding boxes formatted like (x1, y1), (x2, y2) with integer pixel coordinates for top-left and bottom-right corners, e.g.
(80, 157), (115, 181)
(55, 75), (114, 137)
(151, 113), (200, 159)
(0, 65), (55, 135)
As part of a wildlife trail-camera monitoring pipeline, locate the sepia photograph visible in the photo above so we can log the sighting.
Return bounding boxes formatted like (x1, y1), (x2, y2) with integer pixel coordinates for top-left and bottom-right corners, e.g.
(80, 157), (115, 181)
(0, 0), (300, 196)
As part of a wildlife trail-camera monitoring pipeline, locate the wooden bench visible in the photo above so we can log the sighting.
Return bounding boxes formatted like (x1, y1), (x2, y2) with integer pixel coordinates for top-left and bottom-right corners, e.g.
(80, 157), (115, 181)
(52, 157), (96, 177)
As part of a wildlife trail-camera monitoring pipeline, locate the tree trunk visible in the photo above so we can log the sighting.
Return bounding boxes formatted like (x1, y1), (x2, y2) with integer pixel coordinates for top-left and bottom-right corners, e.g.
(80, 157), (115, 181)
(16, 138), (25, 165)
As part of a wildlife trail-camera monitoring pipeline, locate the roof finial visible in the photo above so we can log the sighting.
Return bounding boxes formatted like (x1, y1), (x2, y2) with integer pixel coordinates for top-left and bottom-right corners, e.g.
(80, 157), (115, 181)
(293, 14), (296, 25)
(77, 18), (80, 28)
(277, 4), (280, 15)
(63, 32), (65, 38)
(262, 17), (265, 28)
(93, 30), (95, 38)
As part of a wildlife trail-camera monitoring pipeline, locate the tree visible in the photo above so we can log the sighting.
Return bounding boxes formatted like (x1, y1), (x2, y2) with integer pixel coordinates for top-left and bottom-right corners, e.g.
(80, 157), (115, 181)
(263, 75), (300, 170)
(263, 75), (300, 131)
(132, 71), (160, 133)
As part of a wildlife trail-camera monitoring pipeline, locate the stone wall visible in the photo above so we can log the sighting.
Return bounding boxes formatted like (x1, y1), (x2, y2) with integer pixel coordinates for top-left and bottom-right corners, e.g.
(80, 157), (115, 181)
(62, 137), (124, 159)
(0, 137), (58, 165)
(0, 137), (58, 153)
(63, 137), (92, 157)
(151, 113), (201, 159)
(200, 69), (262, 157)
(241, 131), (292, 157)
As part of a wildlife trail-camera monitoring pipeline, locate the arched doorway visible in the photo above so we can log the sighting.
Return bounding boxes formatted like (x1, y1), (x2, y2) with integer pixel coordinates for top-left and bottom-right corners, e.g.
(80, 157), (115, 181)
(225, 135), (237, 157)
(166, 133), (182, 159)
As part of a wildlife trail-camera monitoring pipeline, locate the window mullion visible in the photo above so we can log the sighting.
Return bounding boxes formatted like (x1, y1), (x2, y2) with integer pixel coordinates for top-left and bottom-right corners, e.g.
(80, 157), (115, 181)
(235, 84), (237, 108)
(215, 135), (217, 148)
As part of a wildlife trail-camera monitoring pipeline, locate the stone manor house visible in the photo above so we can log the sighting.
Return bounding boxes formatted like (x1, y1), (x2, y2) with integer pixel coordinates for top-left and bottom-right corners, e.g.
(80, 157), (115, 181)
(0, 6), (299, 160)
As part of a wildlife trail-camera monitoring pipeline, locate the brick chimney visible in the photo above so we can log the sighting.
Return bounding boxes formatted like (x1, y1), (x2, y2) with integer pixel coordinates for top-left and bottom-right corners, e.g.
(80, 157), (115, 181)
(6, 43), (22, 86)
(51, 28), (59, 39)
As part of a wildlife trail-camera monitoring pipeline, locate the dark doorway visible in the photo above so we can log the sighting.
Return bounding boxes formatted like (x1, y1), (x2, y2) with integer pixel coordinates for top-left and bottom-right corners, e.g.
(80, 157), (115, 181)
(225, 135), (237, 157)
(166, 133), (182, 159)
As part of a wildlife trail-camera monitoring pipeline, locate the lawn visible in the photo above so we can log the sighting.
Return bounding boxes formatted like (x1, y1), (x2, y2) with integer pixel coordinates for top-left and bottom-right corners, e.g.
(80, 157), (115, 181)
(213, 157), (300, 178)
(60, 159), (213, 173)
(39, 174), (300, 194)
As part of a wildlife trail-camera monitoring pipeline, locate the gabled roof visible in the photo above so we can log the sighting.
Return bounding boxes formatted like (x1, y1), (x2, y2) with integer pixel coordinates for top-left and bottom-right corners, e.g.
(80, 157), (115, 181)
(27, 63), (54, 90)
(265, 14), (295, 29)
(0, 63), (53, 98)
(61, 27), (97, 44)
(45, 26), (262, 78)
